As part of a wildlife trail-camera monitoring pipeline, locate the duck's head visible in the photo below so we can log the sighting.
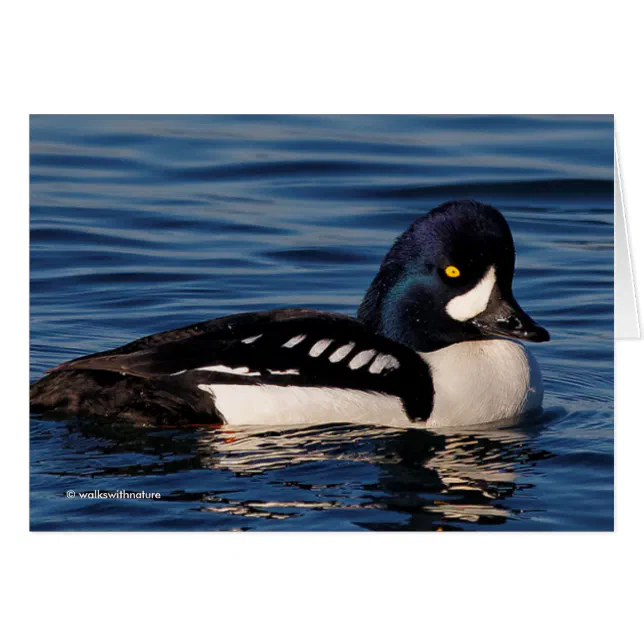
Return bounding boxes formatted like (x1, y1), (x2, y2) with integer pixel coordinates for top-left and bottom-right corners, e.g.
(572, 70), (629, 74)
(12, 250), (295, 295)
(358, 200), (550, 352)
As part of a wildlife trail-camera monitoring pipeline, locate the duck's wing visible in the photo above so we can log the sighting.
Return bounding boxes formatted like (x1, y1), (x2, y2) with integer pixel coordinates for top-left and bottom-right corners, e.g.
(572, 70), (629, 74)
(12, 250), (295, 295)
(51, 308), (434, 422)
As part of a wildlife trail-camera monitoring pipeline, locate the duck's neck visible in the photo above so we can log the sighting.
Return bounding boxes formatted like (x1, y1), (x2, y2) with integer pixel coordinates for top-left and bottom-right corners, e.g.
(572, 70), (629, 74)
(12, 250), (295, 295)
(357, 263), (400, 333)
(358, 264), (452, 352)
(420, 339), (544, 427)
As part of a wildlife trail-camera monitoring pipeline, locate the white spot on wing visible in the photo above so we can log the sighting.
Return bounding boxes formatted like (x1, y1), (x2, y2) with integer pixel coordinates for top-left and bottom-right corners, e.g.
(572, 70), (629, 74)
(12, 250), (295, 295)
(241, 334), (262, 344)
(445, 266), (496, 321)
(196, 365), (260, 376)
(348, 349), (376, 370)
(369, 353), (400, 374)
(328, 342), (355, 363)
(267, 369), (300, 375)
(283, 334), (306, 348)
(309, 338), (333, 357)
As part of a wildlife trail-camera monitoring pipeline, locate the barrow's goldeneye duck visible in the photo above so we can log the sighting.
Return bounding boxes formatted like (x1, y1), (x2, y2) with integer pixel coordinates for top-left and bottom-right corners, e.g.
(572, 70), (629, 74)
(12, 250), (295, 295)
(30, 200), (549, 428)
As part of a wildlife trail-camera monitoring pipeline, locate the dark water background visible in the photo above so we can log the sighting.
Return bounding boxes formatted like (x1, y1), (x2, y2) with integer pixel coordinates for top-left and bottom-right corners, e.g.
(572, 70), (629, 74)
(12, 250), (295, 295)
(30, 115), (614, 531)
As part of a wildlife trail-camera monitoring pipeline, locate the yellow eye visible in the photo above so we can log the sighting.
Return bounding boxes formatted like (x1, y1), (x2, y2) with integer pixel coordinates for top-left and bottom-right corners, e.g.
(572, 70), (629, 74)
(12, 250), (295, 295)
(445, 265), (461, 278)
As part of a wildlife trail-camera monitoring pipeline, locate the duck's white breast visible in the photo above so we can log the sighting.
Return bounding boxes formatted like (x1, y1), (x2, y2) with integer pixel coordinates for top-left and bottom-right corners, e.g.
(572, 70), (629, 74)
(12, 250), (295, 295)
(421, 339), (543, 428)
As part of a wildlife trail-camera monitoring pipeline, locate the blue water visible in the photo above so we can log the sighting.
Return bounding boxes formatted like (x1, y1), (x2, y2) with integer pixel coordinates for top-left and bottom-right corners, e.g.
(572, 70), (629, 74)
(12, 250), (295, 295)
(30, 115), (614, 531)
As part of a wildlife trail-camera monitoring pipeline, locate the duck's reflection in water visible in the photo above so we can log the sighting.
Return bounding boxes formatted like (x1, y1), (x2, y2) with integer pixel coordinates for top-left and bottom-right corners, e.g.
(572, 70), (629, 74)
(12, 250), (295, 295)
(193, 413), (555, 529)
(47, 411), (557, 530)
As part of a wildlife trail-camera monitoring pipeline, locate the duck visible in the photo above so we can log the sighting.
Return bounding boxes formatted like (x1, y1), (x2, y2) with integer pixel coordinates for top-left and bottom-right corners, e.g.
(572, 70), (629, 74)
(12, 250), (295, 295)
(30, 200), (550, 428)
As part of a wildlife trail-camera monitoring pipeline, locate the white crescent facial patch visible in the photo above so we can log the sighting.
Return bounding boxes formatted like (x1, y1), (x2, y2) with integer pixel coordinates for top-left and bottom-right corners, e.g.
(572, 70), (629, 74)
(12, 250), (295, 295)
(445, 266), (496, 321)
